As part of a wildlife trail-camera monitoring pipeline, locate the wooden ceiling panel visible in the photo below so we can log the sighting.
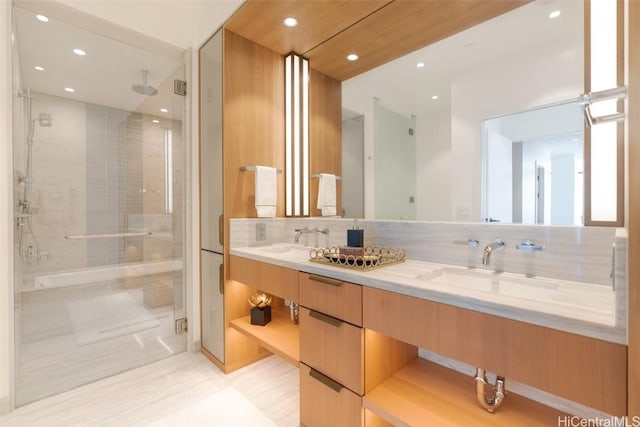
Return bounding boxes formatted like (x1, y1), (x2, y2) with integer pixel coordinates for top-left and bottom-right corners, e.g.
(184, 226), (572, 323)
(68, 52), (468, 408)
(224, 0), (392, 55)
(305, 0), (532, 81)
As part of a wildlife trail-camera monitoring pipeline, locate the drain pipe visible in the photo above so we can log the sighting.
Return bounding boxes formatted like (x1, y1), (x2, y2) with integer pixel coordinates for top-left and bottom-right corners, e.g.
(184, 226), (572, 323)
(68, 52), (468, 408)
(474, 368), (506, 413)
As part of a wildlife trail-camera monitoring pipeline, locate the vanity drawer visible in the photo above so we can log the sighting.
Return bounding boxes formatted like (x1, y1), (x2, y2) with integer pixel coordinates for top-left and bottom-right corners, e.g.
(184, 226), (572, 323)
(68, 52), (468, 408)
(230, 255), (299, 302)
(299, 272), (362, 326)
(300, 362), (363, 427)
(300, 307), (364, 394)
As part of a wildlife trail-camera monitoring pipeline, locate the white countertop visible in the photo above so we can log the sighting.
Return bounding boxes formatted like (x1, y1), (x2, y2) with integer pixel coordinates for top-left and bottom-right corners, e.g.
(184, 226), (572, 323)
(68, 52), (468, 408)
(230, 244), (625, 345)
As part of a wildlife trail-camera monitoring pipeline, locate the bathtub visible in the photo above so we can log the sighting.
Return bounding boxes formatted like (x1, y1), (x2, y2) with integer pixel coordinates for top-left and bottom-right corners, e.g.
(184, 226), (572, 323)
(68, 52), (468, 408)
(25, 259), (183, 292)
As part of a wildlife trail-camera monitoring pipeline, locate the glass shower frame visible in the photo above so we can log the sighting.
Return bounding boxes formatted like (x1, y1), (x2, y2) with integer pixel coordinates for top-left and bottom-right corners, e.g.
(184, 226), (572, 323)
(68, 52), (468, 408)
(11, 5), (188, 406)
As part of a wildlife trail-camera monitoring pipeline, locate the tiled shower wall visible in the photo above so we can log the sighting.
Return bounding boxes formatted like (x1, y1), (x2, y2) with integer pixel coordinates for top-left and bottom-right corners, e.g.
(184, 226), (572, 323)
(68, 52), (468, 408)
(86, 104), (139, 267)
(17, 92), (182, 281)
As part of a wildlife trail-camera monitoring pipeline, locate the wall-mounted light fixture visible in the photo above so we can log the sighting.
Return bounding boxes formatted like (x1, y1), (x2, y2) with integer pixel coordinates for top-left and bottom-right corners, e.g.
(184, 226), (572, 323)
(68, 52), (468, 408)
(584, 0), (624, 225)
(285, 52), (310, 216)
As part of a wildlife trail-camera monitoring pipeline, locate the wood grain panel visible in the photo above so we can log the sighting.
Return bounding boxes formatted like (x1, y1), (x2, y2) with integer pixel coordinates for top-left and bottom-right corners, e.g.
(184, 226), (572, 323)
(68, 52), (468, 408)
(223, 278), (272, 373)
(363, 286), (627, 415)
(628, 0), (640, 418)
(300, 362), (363, 427)
(305, 0), (531, 80)
(225, 0), (390, 56)
(223, 29), (285, 221)
(229, 304), (300, 366)
(364, 358), (567, 426)
(310, 68), (342, 216)
(229, 255), (299, 301)
(363, 329), (417, 394)
(299, 272), (362, 326)
(300, 307), (364, 394)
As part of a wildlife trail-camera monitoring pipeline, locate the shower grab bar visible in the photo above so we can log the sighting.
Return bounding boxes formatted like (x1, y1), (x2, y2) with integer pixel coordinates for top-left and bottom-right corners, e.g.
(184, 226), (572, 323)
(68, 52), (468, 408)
(65, 232), (152, 240)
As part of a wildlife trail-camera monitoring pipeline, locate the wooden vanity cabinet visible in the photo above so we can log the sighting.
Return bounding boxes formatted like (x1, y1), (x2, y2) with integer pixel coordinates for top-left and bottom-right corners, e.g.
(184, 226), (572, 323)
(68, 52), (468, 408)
(298, 272), (416, 427)
(363, 286), (627, 417)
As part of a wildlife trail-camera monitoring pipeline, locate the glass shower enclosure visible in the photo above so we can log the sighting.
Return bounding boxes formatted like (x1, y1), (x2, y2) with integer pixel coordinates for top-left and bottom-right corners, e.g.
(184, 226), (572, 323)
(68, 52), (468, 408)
(11, 6), (186, 405)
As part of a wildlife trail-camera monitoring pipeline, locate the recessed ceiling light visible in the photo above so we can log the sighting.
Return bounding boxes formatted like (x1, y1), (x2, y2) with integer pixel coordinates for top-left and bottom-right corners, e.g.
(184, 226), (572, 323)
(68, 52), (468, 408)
(549, 10), (561, 19)
(431, 95), (439, 100)
(347, 53), (359, 61)
(36, 14), (49, 22)
(34, 65), (44, 71)
(64, 87), (75, 93)
(160, 108), (168, 113)
(73, 48), (86, 56)
(416, 62), (425, 68)
(283, 17), (298, 27)
(152, 119), (160, 124)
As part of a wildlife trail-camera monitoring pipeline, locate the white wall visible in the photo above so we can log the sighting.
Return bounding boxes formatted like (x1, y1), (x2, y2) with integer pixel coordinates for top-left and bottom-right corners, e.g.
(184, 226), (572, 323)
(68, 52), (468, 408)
(416, 110), (451, 220)
(341, 115), (364, 218)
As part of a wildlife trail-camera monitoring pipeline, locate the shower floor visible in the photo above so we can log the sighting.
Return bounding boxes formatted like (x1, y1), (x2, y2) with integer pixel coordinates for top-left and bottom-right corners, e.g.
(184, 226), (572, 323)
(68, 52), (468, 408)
(15, 279), (186, 406)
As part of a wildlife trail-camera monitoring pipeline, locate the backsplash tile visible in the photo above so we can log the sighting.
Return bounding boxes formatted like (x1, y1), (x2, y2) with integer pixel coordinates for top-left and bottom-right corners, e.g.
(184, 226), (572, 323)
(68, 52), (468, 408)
(229, 218), (621, 287)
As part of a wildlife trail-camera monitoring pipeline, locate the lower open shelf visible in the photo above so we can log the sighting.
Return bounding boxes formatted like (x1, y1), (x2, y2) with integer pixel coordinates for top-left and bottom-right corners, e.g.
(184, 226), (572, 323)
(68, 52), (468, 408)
(229, 305), (299, 366)
(363, 358), (567, 427)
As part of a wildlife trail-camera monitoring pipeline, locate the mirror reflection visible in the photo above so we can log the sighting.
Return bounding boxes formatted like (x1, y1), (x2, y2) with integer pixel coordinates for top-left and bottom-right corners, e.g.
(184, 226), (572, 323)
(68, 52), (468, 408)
(483, 100), (584, 225)
(342, 0), (584, 222)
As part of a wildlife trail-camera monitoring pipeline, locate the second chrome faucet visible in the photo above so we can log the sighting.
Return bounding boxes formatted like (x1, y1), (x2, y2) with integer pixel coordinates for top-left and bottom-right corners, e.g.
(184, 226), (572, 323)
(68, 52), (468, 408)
(482, 239), (505, 266)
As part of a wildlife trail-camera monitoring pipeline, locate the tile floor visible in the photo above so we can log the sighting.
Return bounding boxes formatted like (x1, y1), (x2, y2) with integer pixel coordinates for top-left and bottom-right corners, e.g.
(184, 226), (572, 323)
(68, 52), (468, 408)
(1, 352), (300, 427)
(15, 282), (185, 405)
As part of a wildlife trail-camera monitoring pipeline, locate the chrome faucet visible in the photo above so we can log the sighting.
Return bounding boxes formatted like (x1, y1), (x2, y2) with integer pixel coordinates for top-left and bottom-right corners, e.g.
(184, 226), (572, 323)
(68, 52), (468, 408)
(482, 239), (505, 266)
(294, 227), (329, 243)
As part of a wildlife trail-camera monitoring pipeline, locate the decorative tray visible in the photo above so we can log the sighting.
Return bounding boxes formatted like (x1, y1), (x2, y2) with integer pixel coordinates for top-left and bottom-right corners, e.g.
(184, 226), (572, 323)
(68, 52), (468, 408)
(308, 246), (405, 271)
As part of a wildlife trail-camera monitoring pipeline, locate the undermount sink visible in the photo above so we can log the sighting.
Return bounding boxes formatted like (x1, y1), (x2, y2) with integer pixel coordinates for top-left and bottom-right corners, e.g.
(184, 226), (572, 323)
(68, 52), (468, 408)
(258, 244), (311, 254)
(421, 267), (561, 298)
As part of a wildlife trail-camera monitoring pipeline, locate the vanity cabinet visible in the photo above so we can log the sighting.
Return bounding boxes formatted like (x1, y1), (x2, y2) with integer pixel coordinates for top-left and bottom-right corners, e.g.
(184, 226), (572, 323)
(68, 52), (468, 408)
(298, 272), (416, 427)
(227, 256), (300, 368)
(363, 286), (627, 417)
(299, 272), (365, 426)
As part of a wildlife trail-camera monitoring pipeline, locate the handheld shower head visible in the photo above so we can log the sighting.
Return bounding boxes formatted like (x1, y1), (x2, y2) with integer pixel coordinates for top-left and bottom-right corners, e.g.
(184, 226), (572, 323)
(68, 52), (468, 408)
(132, 69), (158, 96)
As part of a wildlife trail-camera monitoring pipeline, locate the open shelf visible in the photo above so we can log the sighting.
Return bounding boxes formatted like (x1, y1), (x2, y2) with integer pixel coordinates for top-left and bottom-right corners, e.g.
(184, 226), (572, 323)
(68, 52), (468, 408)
(363, 358), (567, 427)
(229, 305), (299, 366)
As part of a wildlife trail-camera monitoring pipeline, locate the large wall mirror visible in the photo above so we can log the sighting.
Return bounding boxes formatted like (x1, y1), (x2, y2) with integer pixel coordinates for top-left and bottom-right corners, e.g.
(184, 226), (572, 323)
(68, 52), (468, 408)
(341, 0), (624, 225)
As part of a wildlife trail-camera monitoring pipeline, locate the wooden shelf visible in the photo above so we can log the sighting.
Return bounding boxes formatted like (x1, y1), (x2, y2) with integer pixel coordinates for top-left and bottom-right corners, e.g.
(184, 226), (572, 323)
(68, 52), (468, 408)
(229, 306), (299, 366)
(363, 358), (567, 427)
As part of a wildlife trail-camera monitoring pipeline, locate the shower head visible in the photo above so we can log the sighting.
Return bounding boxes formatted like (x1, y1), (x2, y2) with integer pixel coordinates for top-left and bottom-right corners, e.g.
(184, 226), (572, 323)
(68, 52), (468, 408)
(36, 113), (52, 127)
(132, 69), (158, 96)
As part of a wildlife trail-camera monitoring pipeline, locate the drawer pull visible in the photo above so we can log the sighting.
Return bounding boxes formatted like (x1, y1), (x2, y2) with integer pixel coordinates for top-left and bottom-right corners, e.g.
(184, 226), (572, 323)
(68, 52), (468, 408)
(309, 310), (342, 327)
(309, 367), (343, 393)
(309, 275), (342, 287)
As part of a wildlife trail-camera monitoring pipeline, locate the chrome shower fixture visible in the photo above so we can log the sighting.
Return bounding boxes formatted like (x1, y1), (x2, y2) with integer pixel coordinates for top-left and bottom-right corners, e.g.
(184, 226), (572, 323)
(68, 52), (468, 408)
(36, 113), (52, 127)
(132, 69), (158, 96)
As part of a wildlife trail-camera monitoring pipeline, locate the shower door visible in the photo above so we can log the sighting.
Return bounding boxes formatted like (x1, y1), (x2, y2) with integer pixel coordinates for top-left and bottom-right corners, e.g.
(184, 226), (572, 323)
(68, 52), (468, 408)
(12, 6), (187, 406)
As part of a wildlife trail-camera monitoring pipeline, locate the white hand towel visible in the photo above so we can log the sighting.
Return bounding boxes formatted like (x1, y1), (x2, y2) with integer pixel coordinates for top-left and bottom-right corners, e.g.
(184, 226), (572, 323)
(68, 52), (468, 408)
(255, 166), (277, 217)
(317, 173), (337, 217)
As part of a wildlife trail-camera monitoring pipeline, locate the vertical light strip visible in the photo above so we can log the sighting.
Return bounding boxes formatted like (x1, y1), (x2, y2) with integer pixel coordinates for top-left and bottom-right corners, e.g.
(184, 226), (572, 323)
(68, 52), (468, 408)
(293, 55), (301, 215)
(164, 129), (173, 214)
(589, 0), (618, 222)
(285, 52), (309, 217)
(302, 58), (309, 216)
(285, 55), (293, 216)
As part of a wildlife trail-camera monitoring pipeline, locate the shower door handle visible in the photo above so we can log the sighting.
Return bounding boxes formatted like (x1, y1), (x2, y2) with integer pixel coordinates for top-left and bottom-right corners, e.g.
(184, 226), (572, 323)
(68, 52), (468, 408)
(65, 232), (152, 239)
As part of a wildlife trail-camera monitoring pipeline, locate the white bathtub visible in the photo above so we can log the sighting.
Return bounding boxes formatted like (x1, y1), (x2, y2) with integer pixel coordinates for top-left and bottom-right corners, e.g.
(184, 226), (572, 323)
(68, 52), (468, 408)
(26, 259), (183, 292)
